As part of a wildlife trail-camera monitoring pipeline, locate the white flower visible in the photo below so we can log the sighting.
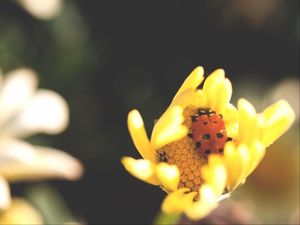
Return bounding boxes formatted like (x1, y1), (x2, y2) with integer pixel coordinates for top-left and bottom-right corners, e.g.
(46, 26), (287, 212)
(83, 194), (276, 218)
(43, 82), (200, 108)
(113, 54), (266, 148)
(0, 68), (83, 212)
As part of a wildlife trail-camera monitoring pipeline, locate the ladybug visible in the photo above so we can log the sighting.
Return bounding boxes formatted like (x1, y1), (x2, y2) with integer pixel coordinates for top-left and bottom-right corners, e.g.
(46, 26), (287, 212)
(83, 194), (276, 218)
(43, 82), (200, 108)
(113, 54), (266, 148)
(188, 109), (232, 158)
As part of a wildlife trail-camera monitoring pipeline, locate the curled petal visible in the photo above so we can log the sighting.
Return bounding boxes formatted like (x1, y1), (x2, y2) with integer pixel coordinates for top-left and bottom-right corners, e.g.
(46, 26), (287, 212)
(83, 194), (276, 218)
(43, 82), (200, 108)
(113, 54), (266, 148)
(223, 142), (250, 190)
(0, 139), (83, 182)
(222, 107), (239, 142)
(172, 66), (204, 101)
(162, 188), (197, 214)
(213, 78), (233, 114)
(202, 69), (226, 111)
(261, 100), (295, 147)
(151, 106), (188, 150)
(237, 98), (258, 144)
(155, 163), (180, 192)
(224, 103), (239, 123)
(185, 184), (218, 220)
(171, 89), (205, 109)
(244, 140), (265, 178)
(121, 157), (159, 185)
(128, 110), (156, 162)
(201, 155), (227, 196)
(3, 90), (69, 138)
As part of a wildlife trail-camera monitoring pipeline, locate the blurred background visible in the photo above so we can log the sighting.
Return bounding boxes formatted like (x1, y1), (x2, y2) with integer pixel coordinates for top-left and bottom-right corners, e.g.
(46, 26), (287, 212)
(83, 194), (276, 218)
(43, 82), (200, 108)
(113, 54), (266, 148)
(0, 0), (299, 224)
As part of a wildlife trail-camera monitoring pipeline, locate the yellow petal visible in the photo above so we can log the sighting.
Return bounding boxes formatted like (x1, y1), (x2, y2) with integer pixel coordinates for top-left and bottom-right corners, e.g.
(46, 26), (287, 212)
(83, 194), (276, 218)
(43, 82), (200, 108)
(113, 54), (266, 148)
(155, 163), (180, 192)
(161, 188), (197, 214)
(261, 100), (295, 147)
(185, 184), (218, 220)
(171, 88), (205, 109)
(121, 157), (159, 185)
(226, 122), (239, 140)
(151, 106), (188, 150)
(202, 69), (225, 110)
(244, 140), (265, 178)
(172, 66), (204, 101)
(222, 105), (239, 139)
(127, 110), (157, 162)
(223, 142), (250, 190)
(224, 103), (239, 122)
(237, 98), (257, 144)
(0, 198), (43, 224)
(201, 155), (227, 196)
(213, 78), (233, 114)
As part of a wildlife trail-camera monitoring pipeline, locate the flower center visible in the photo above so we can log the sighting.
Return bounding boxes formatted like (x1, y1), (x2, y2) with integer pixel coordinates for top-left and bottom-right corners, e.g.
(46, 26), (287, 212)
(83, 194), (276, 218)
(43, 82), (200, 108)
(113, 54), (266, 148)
(158, 107), (231, 192)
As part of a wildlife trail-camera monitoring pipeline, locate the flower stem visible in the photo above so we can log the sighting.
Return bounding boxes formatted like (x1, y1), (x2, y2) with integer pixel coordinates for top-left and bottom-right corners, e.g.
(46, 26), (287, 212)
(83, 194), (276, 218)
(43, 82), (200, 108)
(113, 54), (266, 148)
(153, 211), (182, 225)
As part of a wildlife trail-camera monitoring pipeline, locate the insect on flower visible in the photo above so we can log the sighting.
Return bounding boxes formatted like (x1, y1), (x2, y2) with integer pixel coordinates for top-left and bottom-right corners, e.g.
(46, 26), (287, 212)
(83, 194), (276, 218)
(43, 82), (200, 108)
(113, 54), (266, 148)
(189, 109), (230, 158)
(121, 66), (295, 220)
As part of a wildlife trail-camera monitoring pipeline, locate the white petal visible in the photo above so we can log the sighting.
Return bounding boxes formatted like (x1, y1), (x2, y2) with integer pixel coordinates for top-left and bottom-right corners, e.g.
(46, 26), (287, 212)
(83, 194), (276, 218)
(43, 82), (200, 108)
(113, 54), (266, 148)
(4, 90), (69, 138)
(18, 0), (63, 20)
(0, 176), (11, 211)
(0, 138), (83, 182)
(0, 68), (37, 127)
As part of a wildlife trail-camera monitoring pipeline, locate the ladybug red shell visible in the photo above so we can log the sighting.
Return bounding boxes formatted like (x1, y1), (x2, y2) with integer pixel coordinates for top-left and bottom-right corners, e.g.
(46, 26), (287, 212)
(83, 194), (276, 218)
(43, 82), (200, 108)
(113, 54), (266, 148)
(188, 110), (231, 158)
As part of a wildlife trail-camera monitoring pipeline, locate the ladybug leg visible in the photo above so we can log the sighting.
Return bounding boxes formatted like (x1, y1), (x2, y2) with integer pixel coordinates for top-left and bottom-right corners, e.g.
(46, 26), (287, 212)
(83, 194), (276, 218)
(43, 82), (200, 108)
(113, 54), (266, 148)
(188, 133), (194, 138)
(158, 150), (168, 162)
(191, 115), (199, 122)
(198, 108), (209, 115)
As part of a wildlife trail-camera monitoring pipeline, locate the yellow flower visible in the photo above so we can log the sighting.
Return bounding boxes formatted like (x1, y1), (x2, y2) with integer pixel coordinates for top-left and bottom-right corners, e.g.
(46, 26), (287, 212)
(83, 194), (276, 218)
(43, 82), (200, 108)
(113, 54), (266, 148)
(0, 68), (83, 222)
(122, 66), (295, 220)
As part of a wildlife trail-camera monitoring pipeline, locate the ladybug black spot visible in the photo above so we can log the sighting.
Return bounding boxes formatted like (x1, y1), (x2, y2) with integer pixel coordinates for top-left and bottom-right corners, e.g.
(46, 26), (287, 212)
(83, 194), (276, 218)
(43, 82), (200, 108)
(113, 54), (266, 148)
(218, 148), (224, 153)
(202, 134), (210, 140)
(196, 141), (201, 148)
(188, 133), (194, 138)
(226, 137), (233, 142)
(216, 133), (224, 138)
(205, 149), (211, 154)
(203, 121), (208, 125)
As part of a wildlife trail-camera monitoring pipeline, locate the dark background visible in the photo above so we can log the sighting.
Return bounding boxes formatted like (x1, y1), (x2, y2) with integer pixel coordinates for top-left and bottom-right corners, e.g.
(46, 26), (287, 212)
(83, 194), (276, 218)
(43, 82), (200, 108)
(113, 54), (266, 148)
(0, 0), (299, 224)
